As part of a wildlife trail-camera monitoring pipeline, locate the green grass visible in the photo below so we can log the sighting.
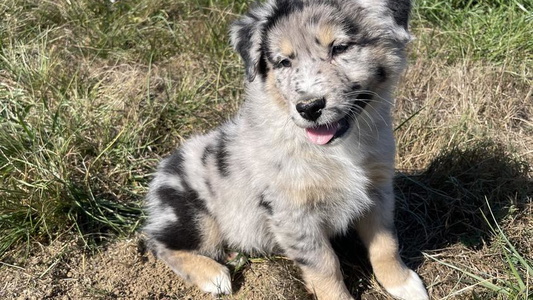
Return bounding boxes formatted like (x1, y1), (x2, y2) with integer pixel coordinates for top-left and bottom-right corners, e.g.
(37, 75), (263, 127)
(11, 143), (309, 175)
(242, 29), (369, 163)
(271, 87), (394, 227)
(413, 0), (533, 66)
(0, 0), (532, 298)
(0, 0), (247, 257)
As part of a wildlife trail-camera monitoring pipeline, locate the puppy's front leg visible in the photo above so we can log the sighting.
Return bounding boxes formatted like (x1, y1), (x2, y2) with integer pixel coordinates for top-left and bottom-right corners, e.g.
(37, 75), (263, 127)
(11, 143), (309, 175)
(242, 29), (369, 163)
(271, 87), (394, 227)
(356, 186), (429, 300)
(272, 218), (354, 300)
(297, 248), (354, 300)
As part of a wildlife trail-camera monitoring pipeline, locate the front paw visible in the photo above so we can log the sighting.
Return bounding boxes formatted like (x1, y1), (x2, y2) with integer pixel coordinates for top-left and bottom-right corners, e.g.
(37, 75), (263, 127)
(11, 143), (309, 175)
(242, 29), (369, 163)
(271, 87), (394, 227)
(196, 264), (232, 295)
(384, 270), (429, 300)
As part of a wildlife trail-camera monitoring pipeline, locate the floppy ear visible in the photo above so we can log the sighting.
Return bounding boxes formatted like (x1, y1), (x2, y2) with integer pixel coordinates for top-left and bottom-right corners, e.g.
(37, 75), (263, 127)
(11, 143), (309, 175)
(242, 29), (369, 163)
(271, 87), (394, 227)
(352, 0), (412, 44)
(230, 5), (271, 82)
(384, 0), (411, 30)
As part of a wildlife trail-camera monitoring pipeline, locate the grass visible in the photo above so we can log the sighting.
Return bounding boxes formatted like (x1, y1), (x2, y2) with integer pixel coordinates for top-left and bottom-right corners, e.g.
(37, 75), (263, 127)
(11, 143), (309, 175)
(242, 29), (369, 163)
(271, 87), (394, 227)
(425, 200), (532, 299)
(0, 0), (248, 257)
(413, 0), (533, 65)
(0, 0), (532, 299)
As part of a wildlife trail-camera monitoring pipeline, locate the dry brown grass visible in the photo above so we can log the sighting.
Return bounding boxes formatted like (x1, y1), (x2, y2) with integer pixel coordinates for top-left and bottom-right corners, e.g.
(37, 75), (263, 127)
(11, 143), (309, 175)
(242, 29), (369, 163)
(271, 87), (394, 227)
(396, 56), (533, 170)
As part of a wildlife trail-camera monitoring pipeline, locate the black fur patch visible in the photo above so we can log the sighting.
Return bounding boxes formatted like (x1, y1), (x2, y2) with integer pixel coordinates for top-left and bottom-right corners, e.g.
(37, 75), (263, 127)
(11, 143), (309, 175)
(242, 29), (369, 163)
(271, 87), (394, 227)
(356, 92), (373, 101)
(376, 66), (387, 82)
(293, 256), (312, 266)
(215, 132), (230, 177)
(385, 0), (411, 29)
(234, 18), (258, 81)
(259, 193), (273, 214)
(257, 53), (269, 81)
(354, 92), (373, 110)
(358, 35), (381, 47)
(154, 185), (207, 251)
(201, 144), (215, 166)
(268, 0), (304, 29)
(162, 149), (185, 176)
(350, 83), (362, 91)
(339, 17), (359, 36)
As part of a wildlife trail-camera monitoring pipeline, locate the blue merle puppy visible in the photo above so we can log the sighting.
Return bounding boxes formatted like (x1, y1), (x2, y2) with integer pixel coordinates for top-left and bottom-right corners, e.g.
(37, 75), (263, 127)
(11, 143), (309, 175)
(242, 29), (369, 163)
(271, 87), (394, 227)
(143, 0), (429, 299)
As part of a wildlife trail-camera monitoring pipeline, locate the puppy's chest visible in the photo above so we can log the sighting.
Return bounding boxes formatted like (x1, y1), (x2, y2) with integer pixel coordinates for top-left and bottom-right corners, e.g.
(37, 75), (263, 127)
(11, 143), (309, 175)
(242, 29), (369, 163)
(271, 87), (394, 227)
(265, 151), (367, 205)
(264, 156), (370, 235)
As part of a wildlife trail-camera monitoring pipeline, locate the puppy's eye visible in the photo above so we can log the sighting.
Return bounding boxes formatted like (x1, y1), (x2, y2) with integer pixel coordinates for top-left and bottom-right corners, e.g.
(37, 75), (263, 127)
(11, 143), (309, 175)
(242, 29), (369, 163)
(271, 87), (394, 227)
(331, 44), (349, 56)
(277, 59), (292, 68)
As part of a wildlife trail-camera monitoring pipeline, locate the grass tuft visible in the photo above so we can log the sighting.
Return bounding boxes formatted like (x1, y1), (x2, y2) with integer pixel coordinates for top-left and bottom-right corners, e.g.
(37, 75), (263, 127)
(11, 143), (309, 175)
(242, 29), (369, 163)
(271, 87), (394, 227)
(425, 199), (532, 299)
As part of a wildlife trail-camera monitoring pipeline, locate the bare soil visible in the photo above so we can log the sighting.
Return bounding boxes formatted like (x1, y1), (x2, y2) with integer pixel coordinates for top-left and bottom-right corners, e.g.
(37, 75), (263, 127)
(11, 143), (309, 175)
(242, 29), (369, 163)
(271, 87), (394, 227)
(1, 235), (312, 300)
(3, 207), (531, 300)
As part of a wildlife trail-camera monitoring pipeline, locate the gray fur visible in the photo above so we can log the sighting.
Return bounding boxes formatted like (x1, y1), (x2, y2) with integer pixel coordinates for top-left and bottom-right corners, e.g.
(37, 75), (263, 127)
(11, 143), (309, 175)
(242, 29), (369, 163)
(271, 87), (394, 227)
(144, 1), (428, 299)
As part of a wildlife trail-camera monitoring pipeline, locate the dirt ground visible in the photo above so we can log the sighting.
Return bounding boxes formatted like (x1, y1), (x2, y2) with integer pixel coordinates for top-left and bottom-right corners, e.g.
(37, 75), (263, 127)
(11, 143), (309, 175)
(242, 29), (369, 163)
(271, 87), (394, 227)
(3, 224), (528, 300)
(1, 235), (312, 300)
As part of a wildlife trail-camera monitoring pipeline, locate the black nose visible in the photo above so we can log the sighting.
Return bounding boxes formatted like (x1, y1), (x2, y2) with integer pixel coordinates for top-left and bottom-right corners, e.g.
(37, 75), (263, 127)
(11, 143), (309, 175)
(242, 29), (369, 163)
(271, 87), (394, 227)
(296, 98), (326, 121)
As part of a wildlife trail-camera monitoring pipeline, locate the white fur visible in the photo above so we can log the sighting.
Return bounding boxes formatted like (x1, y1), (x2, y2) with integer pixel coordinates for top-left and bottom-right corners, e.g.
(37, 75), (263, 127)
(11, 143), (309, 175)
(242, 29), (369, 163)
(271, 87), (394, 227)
(199, 267), (232, 295)
(143, 205), (177, 235)
(385, 270), (430, 300)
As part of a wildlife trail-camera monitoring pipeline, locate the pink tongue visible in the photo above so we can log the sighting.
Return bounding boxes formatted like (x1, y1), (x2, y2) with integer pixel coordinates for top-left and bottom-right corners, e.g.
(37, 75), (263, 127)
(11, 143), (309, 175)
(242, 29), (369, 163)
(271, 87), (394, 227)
(305, 123), (339, 145)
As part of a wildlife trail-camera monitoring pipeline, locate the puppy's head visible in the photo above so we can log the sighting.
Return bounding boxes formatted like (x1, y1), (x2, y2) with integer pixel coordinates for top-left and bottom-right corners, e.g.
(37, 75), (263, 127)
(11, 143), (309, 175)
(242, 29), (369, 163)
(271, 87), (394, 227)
(231, 0), (412, 145)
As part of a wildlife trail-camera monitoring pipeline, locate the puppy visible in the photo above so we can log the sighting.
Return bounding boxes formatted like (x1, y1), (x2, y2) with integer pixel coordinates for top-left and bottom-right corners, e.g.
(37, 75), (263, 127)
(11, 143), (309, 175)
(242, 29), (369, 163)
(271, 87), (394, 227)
(143, 0), (429, 299)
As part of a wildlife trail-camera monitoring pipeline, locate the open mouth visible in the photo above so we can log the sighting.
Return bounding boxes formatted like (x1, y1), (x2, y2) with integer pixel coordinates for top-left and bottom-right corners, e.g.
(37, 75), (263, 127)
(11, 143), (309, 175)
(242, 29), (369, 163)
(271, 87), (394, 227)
(305, 116), (350, 145)
(304, 93), (372, 145)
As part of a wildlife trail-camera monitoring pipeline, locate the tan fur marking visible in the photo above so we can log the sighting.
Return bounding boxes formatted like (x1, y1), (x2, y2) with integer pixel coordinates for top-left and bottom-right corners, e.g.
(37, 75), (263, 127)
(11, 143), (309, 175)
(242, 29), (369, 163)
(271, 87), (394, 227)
(279, 38), (294, 57)
(265, 71), (289, 110)
(316, 24), (335, 47)
(199, 214), (224, 258)
(160, 250), (230, 291)
(276, 151), (347, 206)
(366, 162), (394, 185)
(368, 230), (410, 287)
(278, 161), (346, 206)
(300, 252), (353, 300)
(357, 212), (411, 289)
(282, 186), (339, 206)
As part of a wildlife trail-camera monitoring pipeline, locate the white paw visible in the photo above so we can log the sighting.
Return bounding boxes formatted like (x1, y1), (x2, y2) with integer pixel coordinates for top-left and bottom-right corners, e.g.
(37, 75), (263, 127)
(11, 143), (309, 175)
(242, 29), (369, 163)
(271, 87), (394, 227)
(199, 266), (232, 295)
(385, 270), (429, 300)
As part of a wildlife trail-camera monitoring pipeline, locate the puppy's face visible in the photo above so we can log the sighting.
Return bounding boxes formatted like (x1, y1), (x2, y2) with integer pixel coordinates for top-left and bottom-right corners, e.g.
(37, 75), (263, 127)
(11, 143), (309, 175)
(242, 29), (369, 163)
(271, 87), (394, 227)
(231, 0), (411, 145)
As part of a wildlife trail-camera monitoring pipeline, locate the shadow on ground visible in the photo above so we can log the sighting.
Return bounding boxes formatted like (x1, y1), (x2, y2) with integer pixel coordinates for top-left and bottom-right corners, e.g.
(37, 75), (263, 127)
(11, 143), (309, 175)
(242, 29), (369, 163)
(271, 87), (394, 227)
(333, 140), (532, 298)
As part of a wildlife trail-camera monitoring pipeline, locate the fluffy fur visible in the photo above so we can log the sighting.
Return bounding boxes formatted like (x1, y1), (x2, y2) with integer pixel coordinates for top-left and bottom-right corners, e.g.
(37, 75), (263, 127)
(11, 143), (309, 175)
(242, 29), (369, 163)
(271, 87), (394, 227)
(143, 0), (429, 299)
